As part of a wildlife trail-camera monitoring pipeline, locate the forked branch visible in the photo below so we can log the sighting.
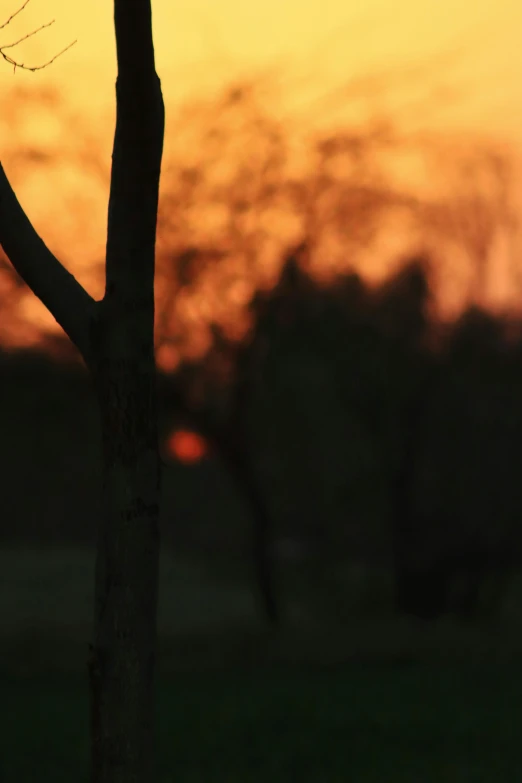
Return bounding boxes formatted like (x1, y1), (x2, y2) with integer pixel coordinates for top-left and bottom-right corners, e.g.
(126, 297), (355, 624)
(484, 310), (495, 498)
(0, 1), (90, 354)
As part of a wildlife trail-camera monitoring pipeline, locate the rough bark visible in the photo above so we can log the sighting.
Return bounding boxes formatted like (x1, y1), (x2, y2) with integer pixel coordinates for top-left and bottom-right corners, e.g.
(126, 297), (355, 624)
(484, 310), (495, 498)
(0, 2), (165, 782)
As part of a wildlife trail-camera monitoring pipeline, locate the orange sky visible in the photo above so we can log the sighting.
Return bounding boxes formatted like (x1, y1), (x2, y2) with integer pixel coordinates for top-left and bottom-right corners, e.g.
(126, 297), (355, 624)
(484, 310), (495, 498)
(1, 0), (518, 136)
(0, 0), (521, 343)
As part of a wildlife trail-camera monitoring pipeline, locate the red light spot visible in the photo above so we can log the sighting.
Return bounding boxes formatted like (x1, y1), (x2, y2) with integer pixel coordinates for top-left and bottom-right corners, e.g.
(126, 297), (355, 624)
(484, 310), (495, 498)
(166, 429), (207, 464)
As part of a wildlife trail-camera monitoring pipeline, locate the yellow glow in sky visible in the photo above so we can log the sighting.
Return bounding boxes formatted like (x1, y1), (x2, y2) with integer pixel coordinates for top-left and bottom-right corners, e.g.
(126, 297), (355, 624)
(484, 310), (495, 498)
(0, 0), (521, 341)
(1, 0), (520, 139)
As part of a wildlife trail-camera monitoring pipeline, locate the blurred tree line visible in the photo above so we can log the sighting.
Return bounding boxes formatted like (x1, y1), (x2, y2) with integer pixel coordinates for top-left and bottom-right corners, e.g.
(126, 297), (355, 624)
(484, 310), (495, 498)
(1, 75), (521, 626)
(2, 252), (522, 626)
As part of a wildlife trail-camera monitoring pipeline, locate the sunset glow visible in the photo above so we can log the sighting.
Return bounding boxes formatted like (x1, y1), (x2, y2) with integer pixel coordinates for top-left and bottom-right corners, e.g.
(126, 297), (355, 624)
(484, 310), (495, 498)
(0, 0), (521, 361)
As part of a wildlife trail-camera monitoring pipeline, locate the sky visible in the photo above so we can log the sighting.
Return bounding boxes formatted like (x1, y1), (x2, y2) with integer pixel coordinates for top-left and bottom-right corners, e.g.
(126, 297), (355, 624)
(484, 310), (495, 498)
(1, 0), (518, 137)
(0, 0), (521, 340)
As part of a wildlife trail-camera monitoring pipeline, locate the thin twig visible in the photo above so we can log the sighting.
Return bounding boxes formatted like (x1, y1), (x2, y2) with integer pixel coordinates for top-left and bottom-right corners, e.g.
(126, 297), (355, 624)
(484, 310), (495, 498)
(1, 19), (56, 50)
(0, 0), (30, 31)
(1, 39), (77, 73)
(0, 1), (77, 73)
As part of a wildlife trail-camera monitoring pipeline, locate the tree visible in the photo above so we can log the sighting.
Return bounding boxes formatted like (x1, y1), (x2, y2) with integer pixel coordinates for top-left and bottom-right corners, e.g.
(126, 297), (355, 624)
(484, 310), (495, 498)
(159, 322), (282, 627)
(0, 2), (165, 782)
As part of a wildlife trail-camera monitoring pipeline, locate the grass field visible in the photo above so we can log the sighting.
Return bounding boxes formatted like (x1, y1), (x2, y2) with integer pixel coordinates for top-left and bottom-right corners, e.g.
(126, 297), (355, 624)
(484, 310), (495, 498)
(2, 547), (522, 782)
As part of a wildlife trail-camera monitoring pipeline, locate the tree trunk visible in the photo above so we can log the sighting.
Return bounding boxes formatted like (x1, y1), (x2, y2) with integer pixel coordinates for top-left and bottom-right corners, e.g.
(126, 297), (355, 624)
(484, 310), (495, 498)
(159, 370), (281, 627)
(88, 295), (162, 783)
(220, 437), (281, 627)
(87, 3), (165, 780)
(0, 2), (165, 782)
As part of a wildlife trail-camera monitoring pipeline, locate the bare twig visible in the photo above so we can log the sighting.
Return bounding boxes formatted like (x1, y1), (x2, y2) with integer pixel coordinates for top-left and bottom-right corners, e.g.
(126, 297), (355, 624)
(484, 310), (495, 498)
(0, 0), (30, 30)
(0, 1), (76, 73)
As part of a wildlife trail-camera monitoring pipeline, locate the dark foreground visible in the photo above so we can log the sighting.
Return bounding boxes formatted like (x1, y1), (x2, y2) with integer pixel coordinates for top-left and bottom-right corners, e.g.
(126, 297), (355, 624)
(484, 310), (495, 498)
(2, 548), (522, 781)
(3, 663), (522, 782)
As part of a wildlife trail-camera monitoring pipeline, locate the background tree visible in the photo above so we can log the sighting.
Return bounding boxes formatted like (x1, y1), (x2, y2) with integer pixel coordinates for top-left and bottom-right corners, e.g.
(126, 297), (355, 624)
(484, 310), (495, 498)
(2, 19), (521, 641)
(0, 2), (164, 782)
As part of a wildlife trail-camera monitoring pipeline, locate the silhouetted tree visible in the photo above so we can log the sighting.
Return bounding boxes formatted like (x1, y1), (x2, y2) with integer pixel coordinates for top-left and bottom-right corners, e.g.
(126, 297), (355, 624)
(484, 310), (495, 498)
(393, 301), (522, 622)
(0, 3), (164, 782)
(157, 248), (320, 627)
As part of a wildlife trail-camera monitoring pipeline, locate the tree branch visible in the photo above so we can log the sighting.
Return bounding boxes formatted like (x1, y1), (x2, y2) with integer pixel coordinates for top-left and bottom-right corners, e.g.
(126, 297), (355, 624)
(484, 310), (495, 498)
(0, 0), (30, 30)
(103, 0), (164, 307)
(113, 0), (156, 79)
(0, 161), (95, 358)
(0, 1), (76, 73)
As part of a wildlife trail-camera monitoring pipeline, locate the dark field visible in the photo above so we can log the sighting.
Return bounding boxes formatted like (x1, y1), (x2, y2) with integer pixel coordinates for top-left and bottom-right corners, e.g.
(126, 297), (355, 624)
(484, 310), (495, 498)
(4, 665), (522, 783)
(2, 548), (522, 782)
